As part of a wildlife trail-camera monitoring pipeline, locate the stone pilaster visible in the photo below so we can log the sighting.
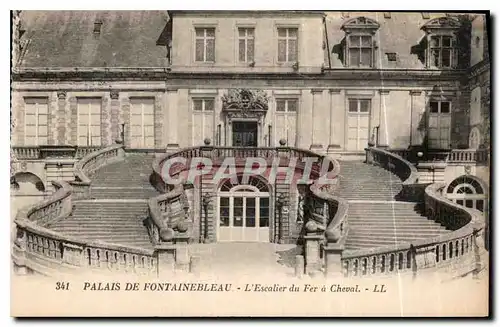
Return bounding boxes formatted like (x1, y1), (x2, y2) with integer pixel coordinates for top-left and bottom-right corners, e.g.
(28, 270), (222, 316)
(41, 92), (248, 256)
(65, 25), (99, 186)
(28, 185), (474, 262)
(56, 91), (67, 145)
(166, 88), (179, 151)
(69, 96), (78, 145)
(154, 93), (163, 149)
(327, 89), (343, 153)
(48, 92), (57, 145)
(310, 89), (324, 151)
(101, 95), (110, 146)
(110, 91), (120, 143)
(378, 89), (390, 147)
(121, 96), (131, 148)
(409, 90), (425, 146)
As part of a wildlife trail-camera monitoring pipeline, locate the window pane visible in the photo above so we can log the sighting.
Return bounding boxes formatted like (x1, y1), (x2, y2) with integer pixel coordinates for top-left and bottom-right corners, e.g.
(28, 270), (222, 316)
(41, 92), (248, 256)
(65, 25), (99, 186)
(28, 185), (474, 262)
(277, 28), (286, 37)
(247, 28), (254, 37)
(430, 36), (440, 47)
(233, 197), (243, 227)
(219, 197), (230, 226)
(195, 28), (204, 37)
(441, 102), (450, 113)
(457, 200), (464, 205)
(360, 48), (372, 66)
(205, 28), (215, 38)
(238, 28), (245, 37)
(25, 114), (37, 125)
(247, 39), (254, 62)
(206, 38), (215, 61)
(430, 101), (439, 113)
(476, 200), (484, 212)
(276, 99), (286, 112)
(287, 100), (297, 112)
(432, 49), (441, 67)
(288, 39), (298, 62)
(204, 99), (214, 111)
(442, 36), (452, 47)
(38, 114), (48, 125)
(361, 35), (372, 47)
(37, 136), (48, 145)
(349, 48), (360, 66)
(193, 100), (203, 111)
(349, 35), (361, 47)
(278, 39), (286, 62)
(465, 200), (474, 208)
(238, 39), (246, 62)
(288, 28), (298, 38)
(195, 39), (204, 61)
(348, 99), (358, 112)
(441, 49), (451, 67)
(37, 104), (49, 114)
(246, 198), (256, 227)
(38, 125), (48, 136)
(360, 100), (370, 112)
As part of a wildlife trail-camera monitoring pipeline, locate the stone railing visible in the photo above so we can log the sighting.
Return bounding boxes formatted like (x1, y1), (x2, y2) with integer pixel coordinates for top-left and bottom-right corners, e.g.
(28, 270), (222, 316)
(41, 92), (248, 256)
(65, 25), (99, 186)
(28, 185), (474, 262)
(70, 144), (125, 199)
(11, 145), (105, 160)
(13, 218), (157, 276)
(24, 180), (72, 227)
(341, 183), (485, 278)
(389, 148), (489, 164)
(366, 147), (426, 201)
(338, 147), (486, 279)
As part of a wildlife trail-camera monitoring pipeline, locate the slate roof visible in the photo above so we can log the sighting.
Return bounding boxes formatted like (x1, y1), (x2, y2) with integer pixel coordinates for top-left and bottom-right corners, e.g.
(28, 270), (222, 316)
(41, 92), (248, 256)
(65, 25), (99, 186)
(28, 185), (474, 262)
(18, 11), (170, 68)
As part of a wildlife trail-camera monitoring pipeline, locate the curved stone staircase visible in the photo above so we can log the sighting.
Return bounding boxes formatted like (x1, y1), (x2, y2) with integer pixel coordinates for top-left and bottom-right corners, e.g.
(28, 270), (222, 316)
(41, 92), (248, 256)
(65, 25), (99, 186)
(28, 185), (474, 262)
(46, 154), (160, 249)
(336, 160), (450, 250)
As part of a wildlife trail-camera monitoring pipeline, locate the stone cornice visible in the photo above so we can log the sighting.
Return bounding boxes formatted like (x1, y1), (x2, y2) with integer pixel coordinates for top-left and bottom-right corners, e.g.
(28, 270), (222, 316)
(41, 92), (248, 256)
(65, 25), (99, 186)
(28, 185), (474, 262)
(12, 67), (468, 82)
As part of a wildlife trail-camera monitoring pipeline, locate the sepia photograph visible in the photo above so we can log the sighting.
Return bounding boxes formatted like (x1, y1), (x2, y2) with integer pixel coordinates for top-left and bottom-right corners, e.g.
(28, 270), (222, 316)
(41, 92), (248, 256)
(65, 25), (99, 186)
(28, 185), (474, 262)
(9, 9), (490, 317)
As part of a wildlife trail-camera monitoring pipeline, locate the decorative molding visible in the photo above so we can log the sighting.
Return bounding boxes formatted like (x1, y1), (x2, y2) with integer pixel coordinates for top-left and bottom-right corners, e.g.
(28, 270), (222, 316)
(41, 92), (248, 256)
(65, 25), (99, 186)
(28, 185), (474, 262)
(310, 89), (324, 94)
(329, 89), (341, 94)
(166, 87), (179, 92)
(110, 90), (119, 100)
(57, 91), (66, 99)
(421, 16), (460, 32)
(341, 16), (380, 31)
(379, 89), (390, 95)
(221, 89), (269, 123)
(409, 90), (423, 96)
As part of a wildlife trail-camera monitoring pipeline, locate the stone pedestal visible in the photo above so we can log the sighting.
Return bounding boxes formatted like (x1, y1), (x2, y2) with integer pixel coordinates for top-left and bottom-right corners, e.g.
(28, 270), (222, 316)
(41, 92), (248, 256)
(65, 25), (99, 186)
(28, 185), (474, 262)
(155, 243), (176, 277)
(324, 244), (343, 278)
(62, 242), (84, 266)
(304, 230), (322, 275)
(174, 234), (191, 272)
(413, 246), (436, 278)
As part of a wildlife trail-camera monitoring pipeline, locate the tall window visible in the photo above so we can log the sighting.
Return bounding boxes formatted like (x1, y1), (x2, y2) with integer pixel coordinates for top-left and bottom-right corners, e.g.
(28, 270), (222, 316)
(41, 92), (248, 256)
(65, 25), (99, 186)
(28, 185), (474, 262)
(195, 28), (215, 62)
(277, 28), (298, 62)
(428, 100), (451, 149)
(24, 98), (48, 146)
(429, 35), (456, 68)
(238, 28), (255, 63)
(77, 98), (101, 146)
(347, 34), (374, 67)
(347, 98), (370, 151)
(130, 98), (154, 148)
(276, 98), (298, 113)
(192, 98), (214, 112)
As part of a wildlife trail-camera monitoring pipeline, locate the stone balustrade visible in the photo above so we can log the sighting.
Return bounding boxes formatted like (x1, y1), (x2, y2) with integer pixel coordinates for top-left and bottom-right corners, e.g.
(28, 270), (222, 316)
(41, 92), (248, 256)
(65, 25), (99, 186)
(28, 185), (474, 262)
(12, 146), (41, 160)
(338, 148), (486, 279)
(12, 145), (105, 160)
(389, 148), (489, 164)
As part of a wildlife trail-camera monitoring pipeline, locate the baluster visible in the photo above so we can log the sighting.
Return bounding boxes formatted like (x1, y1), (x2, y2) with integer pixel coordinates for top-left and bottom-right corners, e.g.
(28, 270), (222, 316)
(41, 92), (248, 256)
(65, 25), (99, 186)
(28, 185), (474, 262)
(398, 252), (404, 271)
(380, 255), (386, 274)
(343, 260), (350, 277)
(48, 240), (56, 258)
(119, 253), (127, 271)
(352, 259), (359, 277)
(449, 242), (453, 259)
(455, 240), (459, 257)
(389, 253), (395, 272)
(361, 258), (368, 276)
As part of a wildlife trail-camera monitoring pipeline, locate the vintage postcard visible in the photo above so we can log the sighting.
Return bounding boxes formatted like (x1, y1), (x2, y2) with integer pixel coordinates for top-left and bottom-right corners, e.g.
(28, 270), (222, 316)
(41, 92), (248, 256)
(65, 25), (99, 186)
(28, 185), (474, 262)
(10, 10), (490, 317)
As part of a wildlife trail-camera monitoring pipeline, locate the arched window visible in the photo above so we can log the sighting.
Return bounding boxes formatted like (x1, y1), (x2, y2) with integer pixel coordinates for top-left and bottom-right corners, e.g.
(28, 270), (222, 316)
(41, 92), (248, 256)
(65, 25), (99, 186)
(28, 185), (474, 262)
(217, 175), (271, 242)
(446, 175), (486, 212)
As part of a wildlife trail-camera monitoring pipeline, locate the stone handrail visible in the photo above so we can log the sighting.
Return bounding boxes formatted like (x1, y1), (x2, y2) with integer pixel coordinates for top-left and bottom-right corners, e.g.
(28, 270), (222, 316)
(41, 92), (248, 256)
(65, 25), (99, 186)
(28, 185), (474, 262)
(70, 144), (125, 199)
(11, 146), (41, 160)
(339, 148), (485, 278)
(366, 146), (426, 201)
(389, 148), (488, 164)
(24, 180), (72, 227)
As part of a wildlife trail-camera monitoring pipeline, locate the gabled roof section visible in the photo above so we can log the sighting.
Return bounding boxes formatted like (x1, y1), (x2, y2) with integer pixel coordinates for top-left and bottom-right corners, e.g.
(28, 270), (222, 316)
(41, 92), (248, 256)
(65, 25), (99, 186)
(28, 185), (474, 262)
(18, 11), (171, 68)
(421, 16), (460, 32)
(341, 16), (380, 31)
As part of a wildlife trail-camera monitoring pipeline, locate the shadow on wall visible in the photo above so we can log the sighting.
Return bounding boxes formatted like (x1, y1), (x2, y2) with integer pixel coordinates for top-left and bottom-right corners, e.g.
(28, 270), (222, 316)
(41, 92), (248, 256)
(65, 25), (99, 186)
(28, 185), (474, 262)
(11, 172), (45, 194)
(331, 37), (346, 66)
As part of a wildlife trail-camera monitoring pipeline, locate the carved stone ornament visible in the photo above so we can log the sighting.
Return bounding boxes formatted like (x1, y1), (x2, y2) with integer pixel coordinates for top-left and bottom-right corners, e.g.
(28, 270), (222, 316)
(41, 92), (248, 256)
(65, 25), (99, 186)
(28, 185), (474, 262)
(110, 90), (119, 100)
(421, 16), (460, 32)
(57, 91), (67, 99)
(341, 16), (380, 31)
(221, 89), (269, 122)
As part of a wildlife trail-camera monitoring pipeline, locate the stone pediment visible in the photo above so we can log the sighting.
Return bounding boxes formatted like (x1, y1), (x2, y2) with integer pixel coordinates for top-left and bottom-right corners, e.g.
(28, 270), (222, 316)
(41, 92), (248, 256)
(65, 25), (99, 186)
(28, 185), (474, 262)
(341, 16), (380, 31)
(221, 89), (269, 121)
(421, 17), (460, 32)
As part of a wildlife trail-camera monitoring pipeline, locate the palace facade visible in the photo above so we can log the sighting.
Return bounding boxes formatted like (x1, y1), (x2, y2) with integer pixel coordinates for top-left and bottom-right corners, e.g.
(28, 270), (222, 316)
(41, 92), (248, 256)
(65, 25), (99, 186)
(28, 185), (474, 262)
(11, 11), (490, 244)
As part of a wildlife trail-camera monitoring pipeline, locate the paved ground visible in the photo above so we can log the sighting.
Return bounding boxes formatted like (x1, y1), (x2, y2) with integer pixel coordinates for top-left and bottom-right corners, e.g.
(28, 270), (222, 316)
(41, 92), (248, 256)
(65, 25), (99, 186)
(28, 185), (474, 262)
(187, 242), (301, 278)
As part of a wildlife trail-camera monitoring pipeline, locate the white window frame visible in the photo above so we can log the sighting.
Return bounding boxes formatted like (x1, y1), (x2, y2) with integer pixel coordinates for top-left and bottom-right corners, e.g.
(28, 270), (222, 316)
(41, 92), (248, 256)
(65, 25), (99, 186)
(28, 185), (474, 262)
(129, 98), (155, 148)
(238, 27), (255, 63)
(192, 97), (215, 112)
(77, 98), (102, 146)
(427, 99), (451, 149)
(346, 33), (376, 68)
(428, 34), (457, 69)
(24, 97), (49, 146)
(194, 27), (216, 63)
(277, 27), (298, 63)
(275, 98), (299, 114)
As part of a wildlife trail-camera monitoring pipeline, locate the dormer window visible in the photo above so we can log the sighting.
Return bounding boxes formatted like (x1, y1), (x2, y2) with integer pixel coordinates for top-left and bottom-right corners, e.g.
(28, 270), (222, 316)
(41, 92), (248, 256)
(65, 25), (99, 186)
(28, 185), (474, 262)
(341, 16), (380, 68)
(421, 17), (460, 69)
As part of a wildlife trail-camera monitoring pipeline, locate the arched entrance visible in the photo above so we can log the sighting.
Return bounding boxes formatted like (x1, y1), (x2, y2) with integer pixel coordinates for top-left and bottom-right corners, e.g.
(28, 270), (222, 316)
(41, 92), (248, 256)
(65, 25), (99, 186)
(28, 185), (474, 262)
(445, 175), (487, 212)
(217, 176), (271, 242)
